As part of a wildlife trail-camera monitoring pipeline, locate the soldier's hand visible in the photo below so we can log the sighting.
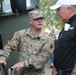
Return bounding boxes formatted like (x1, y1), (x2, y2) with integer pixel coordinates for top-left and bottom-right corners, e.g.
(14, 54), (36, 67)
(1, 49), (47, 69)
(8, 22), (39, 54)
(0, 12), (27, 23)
(29, 58), (35, 65)
(11, 62), (24, 70)
(0, 60), (6, 66)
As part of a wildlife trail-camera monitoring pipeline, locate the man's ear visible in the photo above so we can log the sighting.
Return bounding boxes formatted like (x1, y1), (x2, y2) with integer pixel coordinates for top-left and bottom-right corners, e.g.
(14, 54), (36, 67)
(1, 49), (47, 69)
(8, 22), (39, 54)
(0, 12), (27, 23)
(29, 19), (32, 25)
(67, 6), (75, 13)
(67, 7), (72, 14)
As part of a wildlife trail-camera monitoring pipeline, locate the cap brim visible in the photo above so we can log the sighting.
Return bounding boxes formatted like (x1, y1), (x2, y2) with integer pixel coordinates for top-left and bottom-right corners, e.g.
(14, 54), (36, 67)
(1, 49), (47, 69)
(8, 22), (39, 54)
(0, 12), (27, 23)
(50, 4), (61, 10)
(32, 16), (44, 19)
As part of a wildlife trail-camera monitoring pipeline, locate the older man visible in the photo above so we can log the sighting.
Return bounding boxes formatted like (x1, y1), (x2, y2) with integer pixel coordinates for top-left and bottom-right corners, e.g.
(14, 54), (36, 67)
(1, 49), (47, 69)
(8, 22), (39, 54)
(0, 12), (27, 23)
(50, 0), (76, 75)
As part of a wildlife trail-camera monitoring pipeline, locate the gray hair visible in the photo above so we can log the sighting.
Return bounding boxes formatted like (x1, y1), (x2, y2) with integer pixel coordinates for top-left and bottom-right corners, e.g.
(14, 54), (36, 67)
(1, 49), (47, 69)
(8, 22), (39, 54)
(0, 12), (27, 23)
(71, 5), (76, 10)
(62, 5), (76, 10)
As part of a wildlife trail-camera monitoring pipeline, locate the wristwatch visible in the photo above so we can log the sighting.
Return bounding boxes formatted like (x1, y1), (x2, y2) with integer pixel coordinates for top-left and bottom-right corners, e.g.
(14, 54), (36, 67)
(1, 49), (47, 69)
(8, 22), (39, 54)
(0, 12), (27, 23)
(71, 72), (76, 75)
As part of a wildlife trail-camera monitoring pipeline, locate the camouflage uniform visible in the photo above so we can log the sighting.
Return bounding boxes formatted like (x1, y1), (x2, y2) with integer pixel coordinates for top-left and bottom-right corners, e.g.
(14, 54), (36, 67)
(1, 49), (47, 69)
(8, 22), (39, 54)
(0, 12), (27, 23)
(0, 10), (54, 75)
(0, 28), (54, 75)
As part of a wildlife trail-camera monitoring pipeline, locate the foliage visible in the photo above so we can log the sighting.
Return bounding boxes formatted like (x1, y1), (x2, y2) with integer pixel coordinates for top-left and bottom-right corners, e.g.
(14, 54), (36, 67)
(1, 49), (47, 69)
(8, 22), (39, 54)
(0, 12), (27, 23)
(40, 0), (63, 34)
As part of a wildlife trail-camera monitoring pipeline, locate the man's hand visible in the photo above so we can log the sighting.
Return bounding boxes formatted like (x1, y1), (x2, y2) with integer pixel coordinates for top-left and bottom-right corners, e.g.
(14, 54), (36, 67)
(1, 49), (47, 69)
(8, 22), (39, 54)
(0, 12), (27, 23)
(72, 63), (76, 72)
(52, 66), (57, 75)
(29, 58), (35, 65)
(0, 60), (6, 66)
(11, 62), (24, 70)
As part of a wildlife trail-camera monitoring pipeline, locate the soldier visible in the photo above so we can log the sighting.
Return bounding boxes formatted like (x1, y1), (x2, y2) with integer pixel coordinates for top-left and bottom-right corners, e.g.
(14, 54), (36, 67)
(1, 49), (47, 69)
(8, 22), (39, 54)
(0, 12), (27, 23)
(0, 10), (54, 75)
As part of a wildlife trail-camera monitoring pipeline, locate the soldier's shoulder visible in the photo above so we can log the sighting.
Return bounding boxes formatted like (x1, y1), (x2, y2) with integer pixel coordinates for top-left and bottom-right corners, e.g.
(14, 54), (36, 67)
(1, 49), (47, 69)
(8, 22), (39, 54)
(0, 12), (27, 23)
(42, 32), (50, 38)
(14, 28), (29, 35)
(17, 28), (29, 33)
(13, 28), (29, 38)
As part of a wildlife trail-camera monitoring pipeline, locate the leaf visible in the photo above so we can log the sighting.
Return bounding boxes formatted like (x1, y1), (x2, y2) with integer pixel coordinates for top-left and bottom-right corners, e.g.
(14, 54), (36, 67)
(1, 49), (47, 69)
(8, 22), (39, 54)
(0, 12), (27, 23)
(40, 0), (63, 35)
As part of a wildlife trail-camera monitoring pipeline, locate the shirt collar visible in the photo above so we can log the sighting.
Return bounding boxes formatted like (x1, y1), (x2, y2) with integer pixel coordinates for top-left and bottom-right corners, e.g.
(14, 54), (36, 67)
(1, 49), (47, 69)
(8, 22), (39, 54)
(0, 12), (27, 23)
(26, 28), (45, 39)
(68, 14), (76, 24)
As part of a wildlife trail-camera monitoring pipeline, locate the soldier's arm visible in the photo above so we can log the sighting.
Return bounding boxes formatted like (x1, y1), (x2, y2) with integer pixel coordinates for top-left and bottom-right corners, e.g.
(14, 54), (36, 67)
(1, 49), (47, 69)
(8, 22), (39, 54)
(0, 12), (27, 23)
(28, 35), (54, 69)
(0, 31), (20, 62)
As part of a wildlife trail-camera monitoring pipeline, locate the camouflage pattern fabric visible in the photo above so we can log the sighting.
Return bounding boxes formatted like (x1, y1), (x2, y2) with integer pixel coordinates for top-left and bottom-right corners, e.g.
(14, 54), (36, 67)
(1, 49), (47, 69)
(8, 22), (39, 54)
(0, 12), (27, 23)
(29, 10), (44, 19)
(0, 28), (54, 75)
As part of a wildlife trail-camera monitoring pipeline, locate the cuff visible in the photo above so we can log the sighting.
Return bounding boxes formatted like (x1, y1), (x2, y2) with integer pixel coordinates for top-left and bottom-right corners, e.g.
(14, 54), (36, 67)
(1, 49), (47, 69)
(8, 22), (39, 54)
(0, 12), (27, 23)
(23, 60), (29, 67)
(0, 57), (6, 61)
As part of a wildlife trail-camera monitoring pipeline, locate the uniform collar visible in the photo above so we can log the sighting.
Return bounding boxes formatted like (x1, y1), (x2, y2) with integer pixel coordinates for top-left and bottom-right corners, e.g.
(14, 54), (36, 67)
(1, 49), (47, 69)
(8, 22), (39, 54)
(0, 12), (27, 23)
(26, 28), (45, 39)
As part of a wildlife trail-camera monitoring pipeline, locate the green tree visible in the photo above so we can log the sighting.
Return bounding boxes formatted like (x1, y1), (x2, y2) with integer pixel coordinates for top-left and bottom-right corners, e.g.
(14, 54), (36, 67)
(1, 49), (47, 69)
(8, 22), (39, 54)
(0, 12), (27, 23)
(40, 0), (63, 34)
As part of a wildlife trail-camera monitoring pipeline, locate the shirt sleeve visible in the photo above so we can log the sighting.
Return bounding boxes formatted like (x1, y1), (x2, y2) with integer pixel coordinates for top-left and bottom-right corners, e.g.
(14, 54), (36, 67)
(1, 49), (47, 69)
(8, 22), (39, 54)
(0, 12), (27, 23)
(0, 31), (20, 61)
(28, 35), (54, 69)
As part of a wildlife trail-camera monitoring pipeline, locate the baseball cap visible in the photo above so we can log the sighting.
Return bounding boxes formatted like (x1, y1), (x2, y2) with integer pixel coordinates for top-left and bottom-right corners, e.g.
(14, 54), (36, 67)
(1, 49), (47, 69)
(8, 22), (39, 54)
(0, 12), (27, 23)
(28, 10), (44, 19)
(50, 0), (76, 10)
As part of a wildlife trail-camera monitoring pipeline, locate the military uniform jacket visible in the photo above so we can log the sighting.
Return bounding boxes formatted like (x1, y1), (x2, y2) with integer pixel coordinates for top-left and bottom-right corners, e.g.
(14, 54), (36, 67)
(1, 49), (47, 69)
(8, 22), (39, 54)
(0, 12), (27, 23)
(0, 28), (54, 75)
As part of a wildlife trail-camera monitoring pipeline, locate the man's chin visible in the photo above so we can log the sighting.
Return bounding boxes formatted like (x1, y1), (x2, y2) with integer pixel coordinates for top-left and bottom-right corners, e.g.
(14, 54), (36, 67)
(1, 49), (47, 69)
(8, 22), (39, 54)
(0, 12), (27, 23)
(37, 26), (43, 29)
(61, 19), (68, 23)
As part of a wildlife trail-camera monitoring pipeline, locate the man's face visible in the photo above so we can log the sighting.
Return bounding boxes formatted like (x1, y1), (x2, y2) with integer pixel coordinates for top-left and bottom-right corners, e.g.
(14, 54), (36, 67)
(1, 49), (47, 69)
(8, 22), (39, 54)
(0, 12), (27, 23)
(57, 7), (70, 22)
(29, 17), (44, 29)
